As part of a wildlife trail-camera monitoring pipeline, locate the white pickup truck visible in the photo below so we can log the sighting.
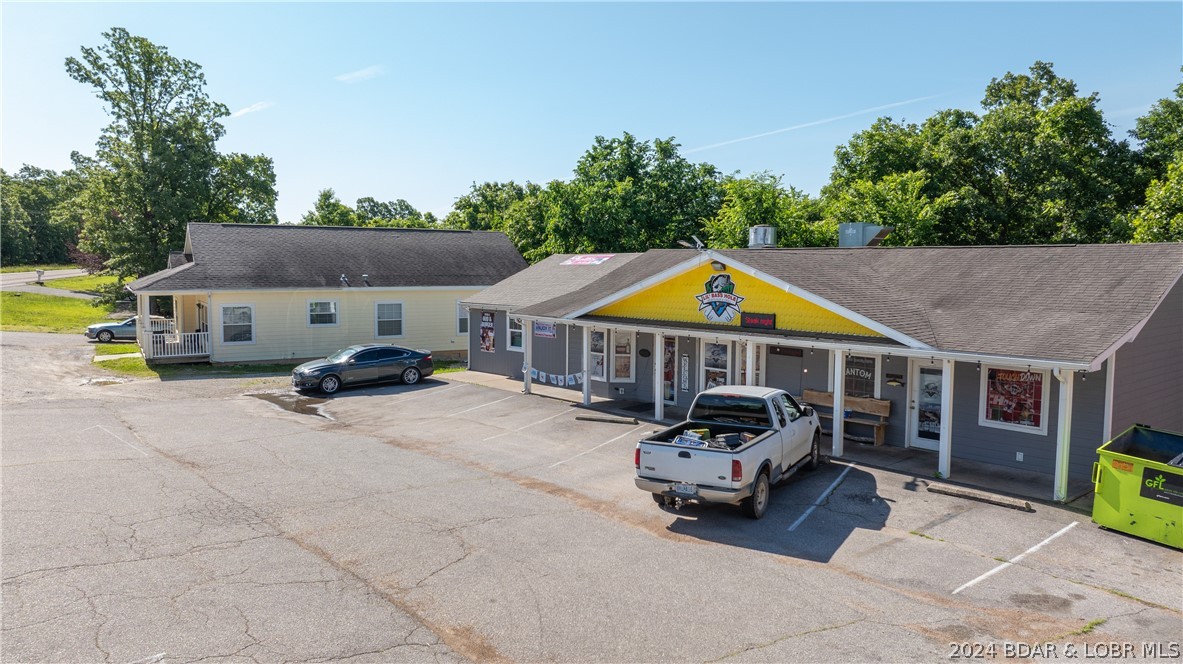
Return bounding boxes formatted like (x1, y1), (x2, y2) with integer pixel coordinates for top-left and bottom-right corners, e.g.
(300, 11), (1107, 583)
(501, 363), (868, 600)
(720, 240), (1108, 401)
(634, 386), (823, 519)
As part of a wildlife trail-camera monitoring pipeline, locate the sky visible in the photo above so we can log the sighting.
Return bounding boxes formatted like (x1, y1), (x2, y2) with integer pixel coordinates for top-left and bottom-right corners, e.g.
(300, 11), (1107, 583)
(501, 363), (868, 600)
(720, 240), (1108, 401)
(3, 2), (1181, 224)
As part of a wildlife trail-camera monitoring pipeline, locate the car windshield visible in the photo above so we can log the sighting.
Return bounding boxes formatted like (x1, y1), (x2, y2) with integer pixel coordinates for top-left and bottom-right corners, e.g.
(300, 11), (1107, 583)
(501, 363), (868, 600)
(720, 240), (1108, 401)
(325, 347), (357, 363)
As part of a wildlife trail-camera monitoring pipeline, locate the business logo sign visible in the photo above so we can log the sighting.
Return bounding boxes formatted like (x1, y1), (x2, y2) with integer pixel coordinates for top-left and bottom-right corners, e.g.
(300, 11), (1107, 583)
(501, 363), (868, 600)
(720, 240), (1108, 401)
(1140, 467), (1183, 505)
(696, 273), (744, 323)
(740, 312), (776, 330)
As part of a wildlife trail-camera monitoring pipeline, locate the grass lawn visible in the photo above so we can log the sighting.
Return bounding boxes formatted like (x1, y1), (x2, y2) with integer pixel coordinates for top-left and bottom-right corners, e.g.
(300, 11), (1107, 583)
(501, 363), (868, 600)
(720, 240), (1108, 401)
(99, 357), (300, 380)
(434, 361), (466, 374)
(43, 274), (118, 294)
(0, 263), (77, 274)
(0, 291), (114, 333)
(94, 341), (138, 356)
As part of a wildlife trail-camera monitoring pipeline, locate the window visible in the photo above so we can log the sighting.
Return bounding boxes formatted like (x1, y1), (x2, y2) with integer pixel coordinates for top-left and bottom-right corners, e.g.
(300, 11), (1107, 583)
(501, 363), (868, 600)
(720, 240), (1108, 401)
(221, 305), (254, 344)
(702, 341), (730, 390)
(980, 366), (1050, 435)
(844, 355), (877, 398)
(375, 302), (403, 338)
(612, 331), (635, 382)
(457, 302), (469, 335)
(508, 317), (524, 352)
(308, 300), (338, 326)
(589, 330), (606, 381)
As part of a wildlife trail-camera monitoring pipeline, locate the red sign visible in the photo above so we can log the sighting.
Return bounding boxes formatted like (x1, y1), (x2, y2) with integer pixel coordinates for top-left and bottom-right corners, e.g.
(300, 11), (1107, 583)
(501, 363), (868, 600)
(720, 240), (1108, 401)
(740, 312), (776, 330)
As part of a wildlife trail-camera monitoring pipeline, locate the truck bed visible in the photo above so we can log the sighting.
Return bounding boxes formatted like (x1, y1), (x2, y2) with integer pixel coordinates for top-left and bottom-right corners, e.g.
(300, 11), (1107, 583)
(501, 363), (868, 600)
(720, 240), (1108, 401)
(647, 421), (773, 451)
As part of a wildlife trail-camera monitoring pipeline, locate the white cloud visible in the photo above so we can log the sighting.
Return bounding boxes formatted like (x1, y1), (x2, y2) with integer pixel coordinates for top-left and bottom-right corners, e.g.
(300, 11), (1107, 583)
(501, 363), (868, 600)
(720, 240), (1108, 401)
(230, 101), (274, 119)
(335, 65), (383, 83)
(685, 94), (946, 154)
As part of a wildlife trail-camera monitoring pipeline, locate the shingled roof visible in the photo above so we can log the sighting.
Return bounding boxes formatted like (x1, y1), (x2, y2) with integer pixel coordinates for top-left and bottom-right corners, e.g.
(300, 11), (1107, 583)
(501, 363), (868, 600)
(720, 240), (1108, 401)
(128, 223), (528, 292)
(465, 243), (1183, 366)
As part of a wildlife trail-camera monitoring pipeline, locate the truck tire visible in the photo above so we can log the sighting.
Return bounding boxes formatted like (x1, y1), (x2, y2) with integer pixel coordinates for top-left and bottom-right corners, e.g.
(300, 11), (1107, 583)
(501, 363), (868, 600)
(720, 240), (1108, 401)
(806, 431), (822, 471)
(743, 471), (770, 520)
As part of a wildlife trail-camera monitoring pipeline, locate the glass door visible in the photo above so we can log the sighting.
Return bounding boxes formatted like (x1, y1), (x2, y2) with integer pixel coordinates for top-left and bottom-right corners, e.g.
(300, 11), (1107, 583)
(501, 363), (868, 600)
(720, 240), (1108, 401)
(662, 336), (677, 404)
(909, 362), (942, 451)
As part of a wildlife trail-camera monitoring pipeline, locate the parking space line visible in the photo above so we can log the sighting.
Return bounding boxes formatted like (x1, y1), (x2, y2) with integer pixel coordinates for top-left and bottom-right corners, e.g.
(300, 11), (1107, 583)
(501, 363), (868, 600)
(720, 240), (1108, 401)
(951, 521), (1078, 594)
(482, 408), (572, 441)
(80, 424), (149, 457)
(389, 383), (465, 403)
(548, 424), (654, 469)
(445, 395), (516, 417)
(787, 464), (852, 532)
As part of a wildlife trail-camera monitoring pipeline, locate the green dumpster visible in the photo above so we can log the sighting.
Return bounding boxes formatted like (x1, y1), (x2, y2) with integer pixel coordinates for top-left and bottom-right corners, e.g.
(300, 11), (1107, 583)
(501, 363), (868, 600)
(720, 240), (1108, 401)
(1092, 424), (1183, 549)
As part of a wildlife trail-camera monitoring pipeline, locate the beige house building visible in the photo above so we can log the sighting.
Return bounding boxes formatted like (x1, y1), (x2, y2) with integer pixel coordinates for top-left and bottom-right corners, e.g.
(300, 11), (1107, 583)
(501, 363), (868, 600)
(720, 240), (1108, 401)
(126, 223), (527, 363)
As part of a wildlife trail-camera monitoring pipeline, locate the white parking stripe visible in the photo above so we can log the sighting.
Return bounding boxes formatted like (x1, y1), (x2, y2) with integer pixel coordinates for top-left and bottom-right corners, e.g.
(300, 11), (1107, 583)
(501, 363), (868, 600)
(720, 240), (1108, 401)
(389, 383), (465, 403)
(80, 425), (149, 457)
(548, 424), (654, 469)
(787, 464), (852, 532)
(951, 521), (1078, 595)
(482, 408), (572, 441)
(445, 395), (516, 417)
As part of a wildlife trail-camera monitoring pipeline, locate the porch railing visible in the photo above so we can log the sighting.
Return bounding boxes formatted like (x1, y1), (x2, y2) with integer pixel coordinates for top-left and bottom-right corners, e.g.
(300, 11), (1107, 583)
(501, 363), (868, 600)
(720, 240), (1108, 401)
(149, 332), (210, 358)
(150, 318), (177, 333)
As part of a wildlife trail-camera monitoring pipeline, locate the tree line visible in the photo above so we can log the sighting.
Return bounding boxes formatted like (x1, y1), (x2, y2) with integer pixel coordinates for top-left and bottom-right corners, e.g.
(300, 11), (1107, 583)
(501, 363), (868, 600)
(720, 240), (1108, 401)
(3, 27), (1180, 280)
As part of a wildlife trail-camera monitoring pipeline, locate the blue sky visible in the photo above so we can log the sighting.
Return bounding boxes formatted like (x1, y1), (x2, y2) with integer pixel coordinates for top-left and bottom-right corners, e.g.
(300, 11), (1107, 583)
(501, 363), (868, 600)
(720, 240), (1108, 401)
(3, 2), (1180, 224)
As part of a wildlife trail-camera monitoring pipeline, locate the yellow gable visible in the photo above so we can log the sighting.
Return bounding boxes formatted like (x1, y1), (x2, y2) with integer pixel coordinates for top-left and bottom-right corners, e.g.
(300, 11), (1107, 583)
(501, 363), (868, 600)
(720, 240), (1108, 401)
(590, 262), (883, 338)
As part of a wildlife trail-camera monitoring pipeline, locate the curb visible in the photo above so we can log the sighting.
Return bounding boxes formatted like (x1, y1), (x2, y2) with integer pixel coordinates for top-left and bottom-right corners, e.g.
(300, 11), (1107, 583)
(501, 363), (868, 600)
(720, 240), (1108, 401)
(575, 415), (638, 425)
(926, 483), (1034, 512)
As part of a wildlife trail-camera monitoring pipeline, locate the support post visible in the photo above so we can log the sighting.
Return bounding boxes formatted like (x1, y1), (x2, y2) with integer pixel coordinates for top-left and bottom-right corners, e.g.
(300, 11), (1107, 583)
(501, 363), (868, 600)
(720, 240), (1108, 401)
(1103, 355), (1115, 444)
(138, 293), (151, 359)
(523, 320), (533, 395)
(831, 350), (845, 457)
(582, 326), (591, 406)
(938, 359), (955, 479)
(1054, 369), (1075, 502)
(654, 334), (664, 422)
(745, 341), (756, 386)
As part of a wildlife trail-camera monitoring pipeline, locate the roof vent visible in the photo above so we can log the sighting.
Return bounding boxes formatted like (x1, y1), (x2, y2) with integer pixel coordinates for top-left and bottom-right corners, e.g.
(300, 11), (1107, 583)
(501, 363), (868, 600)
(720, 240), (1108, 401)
(748, 225), (776, 249)
(340, 274), (350, 287)
(839, 222), (892, 247)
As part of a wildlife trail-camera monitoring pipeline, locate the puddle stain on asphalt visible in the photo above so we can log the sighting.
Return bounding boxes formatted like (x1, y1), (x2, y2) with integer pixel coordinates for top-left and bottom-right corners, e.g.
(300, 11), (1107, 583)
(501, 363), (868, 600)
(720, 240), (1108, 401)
(81, 377), (130, 386)
(248, 391), (334, 420)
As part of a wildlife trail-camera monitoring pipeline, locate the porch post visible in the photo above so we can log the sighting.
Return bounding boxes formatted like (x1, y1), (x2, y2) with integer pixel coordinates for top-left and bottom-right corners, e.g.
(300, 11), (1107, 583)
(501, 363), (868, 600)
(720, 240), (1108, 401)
(938, 359), (955, 479)
(137, 293), (151, 360)
(654, 334), (665, 422)
(831, 351), (845, 457)
(582, 326), (591, 406)
(523, 321), (533, 395)
(745, 341), (756, 386)
(1103, 355), (1115, 444)
(1054, 369), (1075, 502)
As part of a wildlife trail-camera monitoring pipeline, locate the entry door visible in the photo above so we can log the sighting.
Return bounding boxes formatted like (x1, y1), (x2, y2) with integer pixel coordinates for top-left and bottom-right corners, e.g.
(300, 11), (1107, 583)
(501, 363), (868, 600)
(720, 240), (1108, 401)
(662, 336), (677, 405)
(909, 361), (942, 451)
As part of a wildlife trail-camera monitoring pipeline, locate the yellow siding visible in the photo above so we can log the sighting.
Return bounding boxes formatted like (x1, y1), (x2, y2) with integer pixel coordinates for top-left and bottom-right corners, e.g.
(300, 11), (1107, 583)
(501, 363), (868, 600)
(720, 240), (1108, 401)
(208, 289), (473, 362)
(591, 263), (883, 337)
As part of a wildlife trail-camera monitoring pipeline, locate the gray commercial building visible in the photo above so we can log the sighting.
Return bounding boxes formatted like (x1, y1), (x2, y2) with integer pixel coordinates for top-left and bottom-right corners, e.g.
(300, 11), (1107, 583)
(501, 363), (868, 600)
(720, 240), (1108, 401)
(462, 243), (1183, 502)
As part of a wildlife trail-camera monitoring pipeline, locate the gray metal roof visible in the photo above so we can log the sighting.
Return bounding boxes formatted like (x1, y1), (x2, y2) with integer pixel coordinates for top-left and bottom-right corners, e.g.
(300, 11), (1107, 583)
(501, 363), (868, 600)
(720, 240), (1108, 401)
(465, 243), (1183, 365)
(128, 223), (527, 292)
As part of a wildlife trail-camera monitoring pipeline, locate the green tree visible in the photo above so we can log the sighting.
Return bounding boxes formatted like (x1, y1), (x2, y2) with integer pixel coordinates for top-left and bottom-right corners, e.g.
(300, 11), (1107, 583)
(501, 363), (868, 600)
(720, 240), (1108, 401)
(703, 172), (832, 248)
(1132, 72), (1183, 183)
(1131, 155), (1183, 242)
(356, 197), (422, 223)
(66, 28), (276, 278)
(300, 189), (358, 226)
(445, 181), (535, 232)
(0, 166), (87, 265)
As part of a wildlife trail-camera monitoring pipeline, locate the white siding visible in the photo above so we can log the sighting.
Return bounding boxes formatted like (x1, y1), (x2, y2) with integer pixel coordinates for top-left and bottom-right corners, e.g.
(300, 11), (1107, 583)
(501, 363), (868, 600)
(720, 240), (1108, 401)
(208, 288), (478, 362)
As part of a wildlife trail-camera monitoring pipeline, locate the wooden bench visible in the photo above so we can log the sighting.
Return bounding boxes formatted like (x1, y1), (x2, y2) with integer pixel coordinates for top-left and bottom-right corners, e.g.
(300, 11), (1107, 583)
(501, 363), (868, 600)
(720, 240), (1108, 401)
(801, 389), (891, 446)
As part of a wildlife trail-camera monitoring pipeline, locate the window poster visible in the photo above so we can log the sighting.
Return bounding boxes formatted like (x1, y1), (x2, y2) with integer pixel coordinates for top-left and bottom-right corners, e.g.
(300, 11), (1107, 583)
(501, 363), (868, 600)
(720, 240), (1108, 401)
(590, 330), (606, 380)
(663, 337), (677, 403)
(704, 342), (729, 390)
(985, 368), (1044, 429)
(479, 312), (495, 352)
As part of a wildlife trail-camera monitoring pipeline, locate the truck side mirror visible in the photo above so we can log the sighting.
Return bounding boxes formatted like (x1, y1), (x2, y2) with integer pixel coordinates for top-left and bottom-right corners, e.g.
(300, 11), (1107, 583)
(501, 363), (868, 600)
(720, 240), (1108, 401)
(802, 406), (814, 417)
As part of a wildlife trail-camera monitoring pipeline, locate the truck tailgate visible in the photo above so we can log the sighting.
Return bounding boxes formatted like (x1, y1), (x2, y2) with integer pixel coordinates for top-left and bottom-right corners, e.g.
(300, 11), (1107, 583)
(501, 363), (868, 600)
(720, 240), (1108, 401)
(637, 442), (734, 488)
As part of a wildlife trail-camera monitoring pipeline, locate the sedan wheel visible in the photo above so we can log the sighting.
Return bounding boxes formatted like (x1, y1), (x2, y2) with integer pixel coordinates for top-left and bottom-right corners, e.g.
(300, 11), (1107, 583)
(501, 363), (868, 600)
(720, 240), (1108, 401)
(97, 330), (114, 343)
(319, 375), (341, 394)
(401, 367), (421, 385)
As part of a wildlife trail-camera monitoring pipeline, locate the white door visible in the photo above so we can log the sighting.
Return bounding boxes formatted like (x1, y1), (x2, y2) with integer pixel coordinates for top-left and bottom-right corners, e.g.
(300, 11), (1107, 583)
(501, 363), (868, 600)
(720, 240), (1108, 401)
(909, 361), (943, 451)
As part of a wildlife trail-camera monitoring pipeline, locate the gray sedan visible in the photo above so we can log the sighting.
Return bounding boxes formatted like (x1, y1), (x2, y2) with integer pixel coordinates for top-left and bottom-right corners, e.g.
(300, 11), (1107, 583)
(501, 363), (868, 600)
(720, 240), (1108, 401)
(84, 316), (166, 342)
(292, 344), (434, 394)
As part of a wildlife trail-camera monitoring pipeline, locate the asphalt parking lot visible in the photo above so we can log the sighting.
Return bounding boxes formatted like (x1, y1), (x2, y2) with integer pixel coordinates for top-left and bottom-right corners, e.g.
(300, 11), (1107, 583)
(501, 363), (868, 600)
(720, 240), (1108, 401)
(3, 332), (1181, 662)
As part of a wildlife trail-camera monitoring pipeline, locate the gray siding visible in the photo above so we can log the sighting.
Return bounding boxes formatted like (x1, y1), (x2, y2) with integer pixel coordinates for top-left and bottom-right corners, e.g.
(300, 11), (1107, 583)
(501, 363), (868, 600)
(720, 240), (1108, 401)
(765, 350), (804, 397)
(879, 357), (908, 447)
(1112, 278), (1183, 435)
(948, 360), (1103, 481)
(467, 309), (518, 378)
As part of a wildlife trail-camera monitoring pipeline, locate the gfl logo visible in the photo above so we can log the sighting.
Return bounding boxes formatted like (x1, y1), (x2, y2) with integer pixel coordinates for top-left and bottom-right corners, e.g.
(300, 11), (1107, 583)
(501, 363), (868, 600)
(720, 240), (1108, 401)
(1145, 474), (1167, 490)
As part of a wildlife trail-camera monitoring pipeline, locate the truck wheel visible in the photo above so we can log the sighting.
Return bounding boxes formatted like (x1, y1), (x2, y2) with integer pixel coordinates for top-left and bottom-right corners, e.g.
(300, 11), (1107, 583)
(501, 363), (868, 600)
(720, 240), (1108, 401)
(806, 431), (822, 471)
(743, 471), (770, 520)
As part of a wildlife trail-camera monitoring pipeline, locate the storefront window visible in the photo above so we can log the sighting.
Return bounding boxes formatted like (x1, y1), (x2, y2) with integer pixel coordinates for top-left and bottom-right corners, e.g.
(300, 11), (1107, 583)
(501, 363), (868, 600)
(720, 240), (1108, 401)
(590, 330), (606, 381)
(508, 317), (524, 351)
(612, 331), (635, 382)
(980, 367), (1049, 435)
(844, 355), (877, 398)
(703, 342), (730, 390)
